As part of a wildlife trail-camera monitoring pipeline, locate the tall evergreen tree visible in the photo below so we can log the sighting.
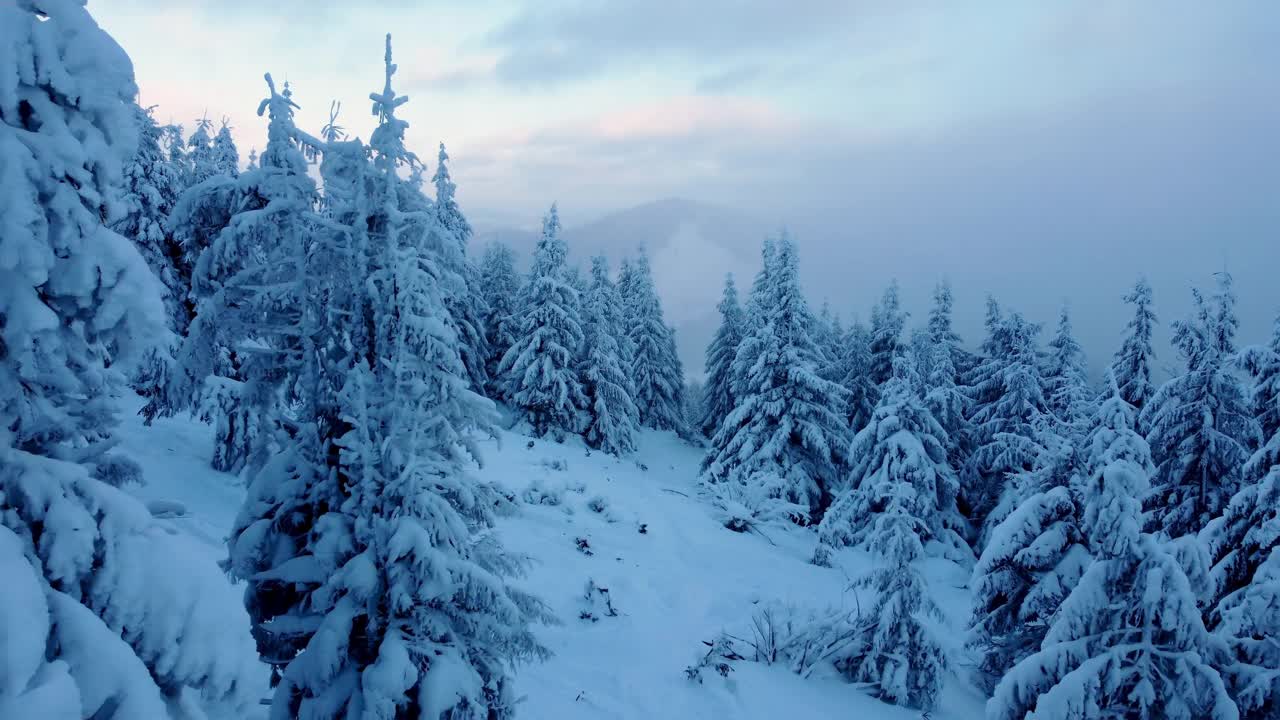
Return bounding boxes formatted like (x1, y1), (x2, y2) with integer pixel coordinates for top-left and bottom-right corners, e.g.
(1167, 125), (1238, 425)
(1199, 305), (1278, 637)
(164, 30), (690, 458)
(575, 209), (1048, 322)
(114, 102), (188, 333)
(1044, 305), (1095, 434)
(816, 354), (966, 565)
(1142, 273), (1258, 539)
(1, 3), (258, 714)
(840, 321), (878, 433)
(497, 204), (588, 437)
(989, 387), (1238, 720)
(699, 273), (745, 438)
(1241, 312), (1280, 480)
(1112, 277), (1158, 414)
(625, 249), (687, 432)
(964, 312), (1049, 533)
(433, 141), (491, 394)
(924, 281), (970, 468)
(211, 118), (240, 178)
(480, 242), (522, 394)
(703, 234), (849, 519)
(868, 280), (907, 386)
(187, 113), (219, 185)
(581, 256), (640, 455)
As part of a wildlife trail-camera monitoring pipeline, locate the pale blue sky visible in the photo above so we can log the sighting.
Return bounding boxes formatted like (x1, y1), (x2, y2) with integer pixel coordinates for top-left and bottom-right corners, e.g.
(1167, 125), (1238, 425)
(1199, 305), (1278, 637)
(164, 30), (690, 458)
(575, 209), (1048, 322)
(95, 1), (1280, 368)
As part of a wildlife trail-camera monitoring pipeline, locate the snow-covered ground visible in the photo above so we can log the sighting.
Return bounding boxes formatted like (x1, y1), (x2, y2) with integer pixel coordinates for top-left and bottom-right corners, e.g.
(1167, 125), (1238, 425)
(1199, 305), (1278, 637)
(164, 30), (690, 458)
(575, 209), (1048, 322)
(118, 396), (987, 719)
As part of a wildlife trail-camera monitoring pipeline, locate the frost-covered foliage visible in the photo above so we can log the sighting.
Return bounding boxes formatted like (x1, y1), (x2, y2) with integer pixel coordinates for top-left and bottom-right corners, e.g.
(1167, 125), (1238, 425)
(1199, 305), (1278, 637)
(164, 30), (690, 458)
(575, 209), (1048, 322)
(699, 273), (745, 438)
(925, 282), (971, 468)
(1142, 273), (1258, 539)
(1044, 305), (1095, 435)
(868, 281), (907, 387)
(228, 37), (548, 719)
(623, 249), (688, 432)
(703, 234), (850, 519)
(211, 119), (240, 178)
(839, 321), (878, 434)
(185, 114), (221, 186)
(1112, 277), (1159, 414)
(842, 517), (948, 710)
(968, 397), (1093, 691)
(816, 354), (966, 565)
(114, 102), (188, 333)
(480, 241), (523, 394)
(964, 311), (1049, 533)
(497, 204), (589, 437)
(989, 386), (1238, 720)
(1241, 312), (1280, 482)
(0, 2), (258, 714)
(434, 142), (491, 394)
(581, 256), (640, 455)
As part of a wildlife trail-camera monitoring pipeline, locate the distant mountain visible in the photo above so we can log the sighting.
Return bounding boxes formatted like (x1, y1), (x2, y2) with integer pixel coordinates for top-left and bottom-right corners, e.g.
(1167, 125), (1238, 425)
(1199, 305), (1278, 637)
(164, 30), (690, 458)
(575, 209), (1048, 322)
(475, 198), (775, 379)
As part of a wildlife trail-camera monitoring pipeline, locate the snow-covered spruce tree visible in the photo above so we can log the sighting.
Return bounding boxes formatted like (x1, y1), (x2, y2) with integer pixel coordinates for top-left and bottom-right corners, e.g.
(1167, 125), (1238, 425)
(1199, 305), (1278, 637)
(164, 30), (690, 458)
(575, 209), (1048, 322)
(1043, 305), (1095, 435)
(989, 385), (1239, 720)
(163, 121), (191, 185)
(968, 384), (1098, 692)
(816, 353), (967, 567)
(497, 203), (589, 437)
(581, 256), (640, 455)
(840, 320), (878, 434)
(924, 281), (970, 468)
(1112, 276), (1158, 414)
(964, 311), (1049, 535)
(434, 141), (491, 394)
(211, 118), (240, 179)
(114, 102), (188, 333)
(868, 280), (907, 387)
(1141, 273), (1258, 539)
(703, 233), (850, 520)
(186, 113), (220, 186)
(479, 241), (522, 394)
(699, 273), (745, 438)
(235, 37), (548, 718)
(625, 248), (688, 432)
(1, 2), (259, 715)
(1199, 313), (1280, 718)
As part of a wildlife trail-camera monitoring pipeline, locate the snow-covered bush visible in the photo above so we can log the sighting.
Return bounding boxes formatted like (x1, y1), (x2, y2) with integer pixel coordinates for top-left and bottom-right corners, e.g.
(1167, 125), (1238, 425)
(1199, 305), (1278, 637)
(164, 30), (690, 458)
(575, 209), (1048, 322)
(702, 472), (809, 535)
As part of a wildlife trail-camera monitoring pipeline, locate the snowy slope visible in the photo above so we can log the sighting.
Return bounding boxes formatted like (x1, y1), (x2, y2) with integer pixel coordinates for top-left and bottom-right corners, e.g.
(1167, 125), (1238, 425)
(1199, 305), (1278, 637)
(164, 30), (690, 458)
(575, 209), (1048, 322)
(118, 395), (986, 719)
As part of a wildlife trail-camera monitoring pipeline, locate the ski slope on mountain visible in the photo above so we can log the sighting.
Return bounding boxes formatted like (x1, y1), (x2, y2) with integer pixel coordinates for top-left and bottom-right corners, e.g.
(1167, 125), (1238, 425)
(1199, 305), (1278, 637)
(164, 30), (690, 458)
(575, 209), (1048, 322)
(118, 396), (987, 720)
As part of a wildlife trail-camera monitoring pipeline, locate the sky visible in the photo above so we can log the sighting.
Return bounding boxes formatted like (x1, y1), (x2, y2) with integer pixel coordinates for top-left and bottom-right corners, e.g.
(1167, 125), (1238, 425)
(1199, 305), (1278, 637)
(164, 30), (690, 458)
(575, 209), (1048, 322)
(94, 0), (1280, 373)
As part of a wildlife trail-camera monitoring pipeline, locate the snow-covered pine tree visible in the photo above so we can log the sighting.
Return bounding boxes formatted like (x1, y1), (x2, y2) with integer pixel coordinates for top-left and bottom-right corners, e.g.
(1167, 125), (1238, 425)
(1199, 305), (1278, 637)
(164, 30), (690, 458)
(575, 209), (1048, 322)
(1199, 312), (1280, 718)
(114, 102), (188, 333)
(868, 280), (907, 387)
(1043, 305), (1095, 435)
(968, 392), (1093, 692)
(625, 248), (688, 432)
(703, 233), (850, 519)
(434, 141), (491, 393)
(699, 273), (745, 438)
(840, 320), (878, 434)
(497, 203), (589, 437)
(816, 353), (966, 566)
(186, 112), (220, 185)
(163, 121), (191, 183)
(924, 281), (971, 468)
(233, 37), (548, 718)
(1, 2), (259, 714)
(581, 256), (640, 455)
(211, 118), (240, 178)
(480, 241), (522, 395)
(989, 384), (1239, 720)
(964, 311), (1050, 535)
(1112, 276), (1158, 414)
(1142, 273), (1258, 539)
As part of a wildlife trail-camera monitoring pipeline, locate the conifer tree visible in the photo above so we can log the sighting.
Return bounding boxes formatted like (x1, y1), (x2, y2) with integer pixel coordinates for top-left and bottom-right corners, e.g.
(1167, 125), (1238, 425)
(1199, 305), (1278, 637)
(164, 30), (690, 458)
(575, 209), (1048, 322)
(816, 354), (966, 565)
(434, 142), (491, 393)
(1112, 277), (1158, 414)
(924, 281), (970, 467)
(840, 321), (878, 433)
(497, 204), (589, 437)
(868, 281), (907, 386)
(1044, 305), (1094, 434)
(699, 273), (745, 438)
(703, 234), (849, 519)
(1241, 312), (1280, 480)
(480, 242), (522, 394)
(211, 118), (240, 178)
(581, 256), (640, 455)
(989, 386), (1238, 720)
(625, 249), (688, 432)
(1142, 273), (1258, 538)
(187, 113), (219, 185)
(1, 3), (259, 714)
